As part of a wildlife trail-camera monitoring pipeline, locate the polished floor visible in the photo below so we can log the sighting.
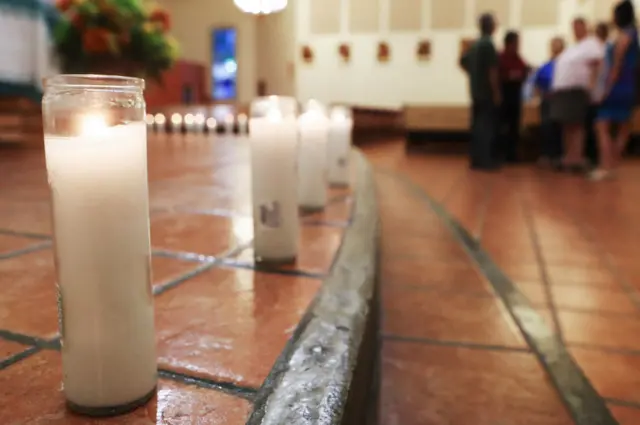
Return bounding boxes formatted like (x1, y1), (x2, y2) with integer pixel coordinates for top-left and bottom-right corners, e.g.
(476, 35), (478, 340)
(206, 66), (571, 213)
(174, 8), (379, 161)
(368, 140), (640, 425)
(0, 132), (351, 423)
(2, 133), (640, 424)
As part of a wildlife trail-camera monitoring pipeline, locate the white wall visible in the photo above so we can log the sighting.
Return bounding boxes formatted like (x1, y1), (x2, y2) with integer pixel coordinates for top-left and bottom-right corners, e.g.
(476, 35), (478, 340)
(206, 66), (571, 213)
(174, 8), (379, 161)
(162, 0), (617, 108)
(295, 0), (613, 108)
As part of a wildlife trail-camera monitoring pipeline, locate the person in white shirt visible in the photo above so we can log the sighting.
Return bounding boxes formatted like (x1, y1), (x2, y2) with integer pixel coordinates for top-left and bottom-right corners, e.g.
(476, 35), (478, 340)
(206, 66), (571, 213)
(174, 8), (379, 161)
(550, 18), (606, 171)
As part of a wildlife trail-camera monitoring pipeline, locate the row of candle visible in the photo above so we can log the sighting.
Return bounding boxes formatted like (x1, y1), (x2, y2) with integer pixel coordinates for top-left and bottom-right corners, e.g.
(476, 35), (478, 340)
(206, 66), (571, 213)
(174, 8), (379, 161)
(251, 98), (352, 262)
(146, 112), (249, 133)
(40, 73), (353, 418)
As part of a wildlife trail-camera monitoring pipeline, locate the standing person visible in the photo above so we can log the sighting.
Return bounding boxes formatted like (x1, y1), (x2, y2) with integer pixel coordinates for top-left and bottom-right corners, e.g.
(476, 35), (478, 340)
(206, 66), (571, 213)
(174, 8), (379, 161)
(585, 22), (611, 166)
(460, 13), (501, 170)
(591, 0), (639, 181)
(533, 37), (566, 167)
(498, 31), (529, 163)
(550, 17), (606, 172)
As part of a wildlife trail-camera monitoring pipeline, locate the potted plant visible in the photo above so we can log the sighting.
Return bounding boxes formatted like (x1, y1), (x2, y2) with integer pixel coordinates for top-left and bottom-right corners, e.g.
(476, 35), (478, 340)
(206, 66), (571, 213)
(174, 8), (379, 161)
(53, 0), (179, 80)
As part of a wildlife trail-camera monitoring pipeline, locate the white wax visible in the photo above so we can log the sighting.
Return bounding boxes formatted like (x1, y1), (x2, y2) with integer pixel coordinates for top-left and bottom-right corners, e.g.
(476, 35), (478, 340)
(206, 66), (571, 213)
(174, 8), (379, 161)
(45, 121), (156, 408)
(327, 118), (353, 186)
(298, 112), (328, 210)
(249, 116), (299, 261)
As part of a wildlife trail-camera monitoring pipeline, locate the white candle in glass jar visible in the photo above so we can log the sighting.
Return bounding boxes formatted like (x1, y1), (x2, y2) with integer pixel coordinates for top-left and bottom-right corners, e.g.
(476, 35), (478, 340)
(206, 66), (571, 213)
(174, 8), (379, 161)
(170, 113), (182, 133)
(298, 109), (328, 211)
(45, 117), (156, 410)
(250, 108), (299, 262)
(327, 107), (353, 187)
(237, 113), (248, 134)
(154, 113), (166, 132)
(206, 117), (217, 132)
(184, 113), (195, 132)
(145, 114), (154, 131)
(224, 114), (235, 134)
(194, 113), (206, 132)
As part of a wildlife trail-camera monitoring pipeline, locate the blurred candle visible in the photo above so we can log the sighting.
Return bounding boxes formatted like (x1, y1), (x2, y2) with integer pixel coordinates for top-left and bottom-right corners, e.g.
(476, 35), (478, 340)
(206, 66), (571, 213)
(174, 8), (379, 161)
(145, 114), (154, 131)
(194, 113), (206, 132)
(249, 96), (299, 263)
(206, 117), (217, 132)
(170, 113), (182, 133)
(154, 113), (166, 132)
(327, 106), (353, 187)
(237, 113), (248, 134)
(183, 113), (195, 132)
(224, 114), (235, 134)
(298, 100), (328, 211)
(42, 75), (156, 416)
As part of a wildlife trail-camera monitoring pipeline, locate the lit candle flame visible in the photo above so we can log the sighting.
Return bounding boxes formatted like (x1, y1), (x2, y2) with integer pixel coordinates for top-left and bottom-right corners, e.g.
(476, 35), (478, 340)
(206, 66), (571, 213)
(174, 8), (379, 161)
(79, 113), (109, 137)
(145, 114), (155, 125)
(206, 118), (217, 129)
(195, 114), (205, 125)
(184, 114), (195, 126)
(154, 113), (166, 125)
(171, 113), (183, 125)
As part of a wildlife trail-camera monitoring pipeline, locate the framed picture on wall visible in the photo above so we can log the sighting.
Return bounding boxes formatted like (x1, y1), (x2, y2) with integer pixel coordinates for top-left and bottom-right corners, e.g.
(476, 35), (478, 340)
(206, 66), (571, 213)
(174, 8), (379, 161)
(416, 40), (431, 61)
(377, 42), (390, 63)
(301, 45), (314, 64)
(338, 43), (351, 63)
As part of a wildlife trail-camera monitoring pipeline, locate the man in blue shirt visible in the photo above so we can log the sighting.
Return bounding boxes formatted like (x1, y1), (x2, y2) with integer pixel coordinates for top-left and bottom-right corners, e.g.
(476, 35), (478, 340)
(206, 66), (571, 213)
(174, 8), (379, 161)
(533, 37), (565, 166)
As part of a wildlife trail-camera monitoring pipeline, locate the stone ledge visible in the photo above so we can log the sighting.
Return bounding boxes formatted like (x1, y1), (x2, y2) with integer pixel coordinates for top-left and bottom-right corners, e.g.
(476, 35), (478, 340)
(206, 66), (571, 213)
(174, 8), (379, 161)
(247, 150), (380, 425)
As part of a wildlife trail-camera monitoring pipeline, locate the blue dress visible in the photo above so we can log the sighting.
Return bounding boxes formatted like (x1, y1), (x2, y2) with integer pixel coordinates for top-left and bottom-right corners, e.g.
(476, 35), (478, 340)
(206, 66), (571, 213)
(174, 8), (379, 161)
(598, 26), (639, 122)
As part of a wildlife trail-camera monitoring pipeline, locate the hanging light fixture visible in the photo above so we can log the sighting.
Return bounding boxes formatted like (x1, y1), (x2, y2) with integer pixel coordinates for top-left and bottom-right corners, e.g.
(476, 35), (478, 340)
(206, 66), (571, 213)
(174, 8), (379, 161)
(233, 0), (287, 14)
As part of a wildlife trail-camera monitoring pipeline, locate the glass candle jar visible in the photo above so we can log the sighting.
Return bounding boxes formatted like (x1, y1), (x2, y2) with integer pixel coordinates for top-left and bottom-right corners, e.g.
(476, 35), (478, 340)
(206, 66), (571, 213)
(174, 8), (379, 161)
(42, 75), (157, 416)
(298, 99), (329, 211)
(249, 96), (300, 263)
(327, 105), (353, 187)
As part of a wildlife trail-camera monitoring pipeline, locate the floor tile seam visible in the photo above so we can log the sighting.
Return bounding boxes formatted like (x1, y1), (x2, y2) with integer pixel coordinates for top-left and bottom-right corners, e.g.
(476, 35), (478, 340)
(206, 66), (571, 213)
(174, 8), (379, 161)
(605, 398), (640, 410)
(575, 222), (640, 313)
(151, 239), (251, 264)
(0, 228), (52, 240)
(217, 258), (327, 280)
(518, 196), (566, 341)
(524, 302), (640, 320)
(383, 282), (495, 298)
(545, 203), (640, 312)
(0, 345), (41, 371)
(381, 334), (531, 353)
(157, 368), (258, 401)
(0, 329), (56, 349)
(568, 342), (640, 357)
(0, 241), (52, 261)
(436, 167), (470, 205)
(378, 168), (620, 425)
(151, 206), (351, 228)
(474, 177), (496, 242)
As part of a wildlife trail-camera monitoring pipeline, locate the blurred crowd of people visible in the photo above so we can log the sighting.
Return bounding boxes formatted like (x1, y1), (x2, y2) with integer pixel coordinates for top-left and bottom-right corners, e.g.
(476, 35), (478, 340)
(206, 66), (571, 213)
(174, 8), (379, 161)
(460, 0), (639, 181)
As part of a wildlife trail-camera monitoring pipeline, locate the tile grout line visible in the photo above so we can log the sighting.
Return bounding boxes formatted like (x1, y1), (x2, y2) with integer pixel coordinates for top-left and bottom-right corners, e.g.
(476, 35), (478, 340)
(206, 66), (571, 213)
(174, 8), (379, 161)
(158, 369), (258, 401)
(605, 398), (640, 410)
(379, 168), (620, 425)
(569, 216), (640, 313)
(382, 334), (531, 353)
(474, 176), (496, 243)
(519, 195), (566, 342)
(0, 241), (52, 261)
(0, 228), (51, 240)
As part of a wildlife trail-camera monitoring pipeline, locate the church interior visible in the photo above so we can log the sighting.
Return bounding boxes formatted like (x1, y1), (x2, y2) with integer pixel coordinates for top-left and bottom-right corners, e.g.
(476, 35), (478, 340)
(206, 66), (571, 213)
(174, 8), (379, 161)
(1, 0), (640, 424)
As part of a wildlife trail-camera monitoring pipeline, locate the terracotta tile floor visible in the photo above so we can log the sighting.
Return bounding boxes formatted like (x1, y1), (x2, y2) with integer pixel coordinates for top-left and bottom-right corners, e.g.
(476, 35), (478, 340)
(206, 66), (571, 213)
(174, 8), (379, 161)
(0, 133), (351, 423)
(366, 140), (640, 424)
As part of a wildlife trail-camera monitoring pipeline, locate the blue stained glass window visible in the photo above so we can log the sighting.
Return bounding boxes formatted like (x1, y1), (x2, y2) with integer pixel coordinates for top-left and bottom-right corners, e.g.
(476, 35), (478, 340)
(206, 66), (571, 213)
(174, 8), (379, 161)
(212, 28), (238, 100)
